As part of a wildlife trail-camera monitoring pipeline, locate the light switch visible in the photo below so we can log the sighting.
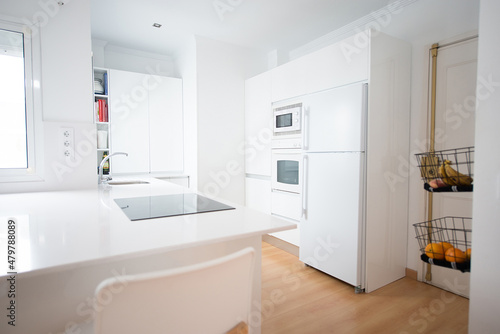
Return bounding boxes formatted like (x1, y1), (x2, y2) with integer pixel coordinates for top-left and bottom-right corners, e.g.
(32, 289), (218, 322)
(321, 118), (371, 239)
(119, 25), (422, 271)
(60, 127), (75, 160)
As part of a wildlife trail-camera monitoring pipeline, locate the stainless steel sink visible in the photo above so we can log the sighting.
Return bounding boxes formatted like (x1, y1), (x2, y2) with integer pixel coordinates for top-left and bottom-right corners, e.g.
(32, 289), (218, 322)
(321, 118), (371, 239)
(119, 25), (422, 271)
(107, 180), (149, 185)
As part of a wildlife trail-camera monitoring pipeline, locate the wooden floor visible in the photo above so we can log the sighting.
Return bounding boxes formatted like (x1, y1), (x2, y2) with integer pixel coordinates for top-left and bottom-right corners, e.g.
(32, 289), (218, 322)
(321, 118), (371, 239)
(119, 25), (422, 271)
(261, 242), (469, 334)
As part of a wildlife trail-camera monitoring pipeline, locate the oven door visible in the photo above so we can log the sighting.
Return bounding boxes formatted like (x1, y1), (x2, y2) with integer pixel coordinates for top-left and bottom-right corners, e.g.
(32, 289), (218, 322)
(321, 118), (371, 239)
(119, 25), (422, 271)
(271, 149), (302, 194)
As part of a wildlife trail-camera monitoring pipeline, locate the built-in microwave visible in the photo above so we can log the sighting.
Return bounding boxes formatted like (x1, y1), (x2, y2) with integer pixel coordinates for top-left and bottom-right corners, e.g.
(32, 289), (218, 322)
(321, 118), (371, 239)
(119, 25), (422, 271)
(273, 103), (302, 135)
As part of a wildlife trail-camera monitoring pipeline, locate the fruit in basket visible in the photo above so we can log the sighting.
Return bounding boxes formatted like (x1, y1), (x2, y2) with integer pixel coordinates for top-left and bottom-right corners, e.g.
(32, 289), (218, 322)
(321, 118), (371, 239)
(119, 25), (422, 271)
(466, 248), (472, 260)
(445, 247), (467, 263)
(440, 242), (454, 253)
(438, 160), (473, 186)
(444, 161), (473, 186)
(425, 243), (445, 260)
(438, 161), (455, 185)
(429, 178), (447, 188)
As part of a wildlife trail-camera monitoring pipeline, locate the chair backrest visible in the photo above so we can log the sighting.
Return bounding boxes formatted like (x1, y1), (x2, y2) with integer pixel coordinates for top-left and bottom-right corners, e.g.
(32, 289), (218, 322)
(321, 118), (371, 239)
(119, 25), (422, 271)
(92, 247), (255, 334)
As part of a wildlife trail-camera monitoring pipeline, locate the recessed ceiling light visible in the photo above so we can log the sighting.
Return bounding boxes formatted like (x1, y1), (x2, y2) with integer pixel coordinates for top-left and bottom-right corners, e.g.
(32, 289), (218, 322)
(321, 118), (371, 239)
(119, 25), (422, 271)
(152, 23), (162, 28)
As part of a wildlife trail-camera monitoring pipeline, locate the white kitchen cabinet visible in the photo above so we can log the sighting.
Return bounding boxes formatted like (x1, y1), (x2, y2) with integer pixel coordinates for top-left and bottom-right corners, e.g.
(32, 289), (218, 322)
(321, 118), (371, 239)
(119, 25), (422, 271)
(364, 31), (412, 292)
(270, 190), (301, 247)
(271, 33), (369, 102)
(148, 75), (183, 173)
(245, 176), (301, 247)
(270, 57), (309, 103)
(109, 69), (183, 174)
(109, 69), (149, 173)
(245, 177), (271, 214)
(244, 71), (272, 177)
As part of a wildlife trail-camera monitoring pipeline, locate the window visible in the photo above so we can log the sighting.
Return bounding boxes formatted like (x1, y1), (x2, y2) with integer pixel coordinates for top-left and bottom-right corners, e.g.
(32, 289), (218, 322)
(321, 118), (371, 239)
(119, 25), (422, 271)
(0, 20), (43, 182)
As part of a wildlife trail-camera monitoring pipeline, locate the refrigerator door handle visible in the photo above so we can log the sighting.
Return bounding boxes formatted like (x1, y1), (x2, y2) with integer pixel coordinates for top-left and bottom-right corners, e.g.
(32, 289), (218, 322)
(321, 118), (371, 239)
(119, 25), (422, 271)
(361, 83), (369, 151)
(301, 105), (309, 150)
(302, 154), (309, 219)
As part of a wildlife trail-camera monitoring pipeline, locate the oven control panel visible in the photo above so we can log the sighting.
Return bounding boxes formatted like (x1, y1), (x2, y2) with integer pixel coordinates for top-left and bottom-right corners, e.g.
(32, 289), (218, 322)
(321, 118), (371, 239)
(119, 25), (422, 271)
(271, 137), (302, 149)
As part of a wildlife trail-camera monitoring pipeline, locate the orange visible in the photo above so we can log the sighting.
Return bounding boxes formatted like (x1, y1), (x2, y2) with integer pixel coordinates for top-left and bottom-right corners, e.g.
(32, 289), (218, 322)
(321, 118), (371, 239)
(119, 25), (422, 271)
(425, 243), (445, 260)
(466, 248), (472, 260)
(445, 247), (467, 263)
(440, 242), (454, 253)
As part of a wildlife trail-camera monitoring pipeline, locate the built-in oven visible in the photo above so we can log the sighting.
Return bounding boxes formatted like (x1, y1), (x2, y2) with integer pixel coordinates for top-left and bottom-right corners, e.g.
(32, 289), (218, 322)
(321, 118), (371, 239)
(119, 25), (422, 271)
(271, 149), (302, 194)
(271, 145), (303, 222)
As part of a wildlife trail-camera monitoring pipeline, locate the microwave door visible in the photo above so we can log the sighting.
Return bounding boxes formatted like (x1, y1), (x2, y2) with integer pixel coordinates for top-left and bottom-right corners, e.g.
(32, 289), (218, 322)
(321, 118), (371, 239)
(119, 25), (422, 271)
(276, 113), (293, 129)
(273, 103), (302, 134)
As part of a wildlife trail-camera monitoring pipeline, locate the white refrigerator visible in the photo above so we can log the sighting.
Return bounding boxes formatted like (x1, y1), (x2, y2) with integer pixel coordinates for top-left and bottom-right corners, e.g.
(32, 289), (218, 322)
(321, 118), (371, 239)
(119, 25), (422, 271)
(299, 83), (368, 291)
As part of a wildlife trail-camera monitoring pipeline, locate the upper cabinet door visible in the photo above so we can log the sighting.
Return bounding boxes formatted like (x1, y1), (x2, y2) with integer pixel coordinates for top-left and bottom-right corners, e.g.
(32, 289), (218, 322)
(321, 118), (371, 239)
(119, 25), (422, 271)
(271, 31), (369, 102)
(304, 33), (369, 94)
(245, 71), (272, 176)
(271, 57), (309, 103)
(109, 69), (150, 173)
(148, 76), (183, 173)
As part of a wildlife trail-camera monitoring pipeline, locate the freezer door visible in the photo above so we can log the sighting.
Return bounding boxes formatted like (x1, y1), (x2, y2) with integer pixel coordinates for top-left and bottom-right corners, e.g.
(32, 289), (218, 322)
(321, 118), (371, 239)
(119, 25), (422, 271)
(299, 152), (364, 288)
(303, 83), (366, 152)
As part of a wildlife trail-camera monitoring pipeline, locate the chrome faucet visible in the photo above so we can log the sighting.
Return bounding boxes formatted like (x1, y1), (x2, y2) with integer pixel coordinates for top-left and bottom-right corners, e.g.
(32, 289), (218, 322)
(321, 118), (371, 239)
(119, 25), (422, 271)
(98, 152), (128, 184)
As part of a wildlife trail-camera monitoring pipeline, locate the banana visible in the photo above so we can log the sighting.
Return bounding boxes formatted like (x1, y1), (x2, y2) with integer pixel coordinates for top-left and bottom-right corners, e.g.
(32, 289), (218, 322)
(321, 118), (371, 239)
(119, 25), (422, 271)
(443, 160), (473, 186)
(438, 160), (456, 186)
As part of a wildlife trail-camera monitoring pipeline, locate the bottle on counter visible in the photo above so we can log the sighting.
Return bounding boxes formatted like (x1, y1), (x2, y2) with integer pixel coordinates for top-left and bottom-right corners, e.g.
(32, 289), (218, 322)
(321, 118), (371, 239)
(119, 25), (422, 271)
(102, 151), (109, 175)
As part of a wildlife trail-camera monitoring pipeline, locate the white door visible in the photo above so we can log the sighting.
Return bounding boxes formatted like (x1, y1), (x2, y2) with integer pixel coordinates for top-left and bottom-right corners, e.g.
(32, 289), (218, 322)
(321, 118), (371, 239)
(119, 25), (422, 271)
(299, 152), (364, 288)
(244, 72), (273, 176)
(148, 76), (183, 173)
(110, 69), (150, 173)
(422, 37), (477, 298)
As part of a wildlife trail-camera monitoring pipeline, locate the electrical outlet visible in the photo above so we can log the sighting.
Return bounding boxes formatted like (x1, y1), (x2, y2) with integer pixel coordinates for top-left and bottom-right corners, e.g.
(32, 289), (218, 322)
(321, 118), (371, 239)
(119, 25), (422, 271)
(60, 127), (75, 160)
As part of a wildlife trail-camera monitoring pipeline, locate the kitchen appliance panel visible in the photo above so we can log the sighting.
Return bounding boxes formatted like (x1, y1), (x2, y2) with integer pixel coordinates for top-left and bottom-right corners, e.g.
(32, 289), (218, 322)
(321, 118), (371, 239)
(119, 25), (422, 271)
(300, 152), (364, 287)
(114, 193), (235, 221)
(271, 190), (302, 222)
(303, 83), (366, 152)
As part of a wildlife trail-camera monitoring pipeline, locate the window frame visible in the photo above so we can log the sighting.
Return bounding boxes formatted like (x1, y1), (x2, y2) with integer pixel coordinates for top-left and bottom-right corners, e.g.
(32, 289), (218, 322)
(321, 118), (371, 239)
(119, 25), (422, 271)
(0, 19), (44, 183)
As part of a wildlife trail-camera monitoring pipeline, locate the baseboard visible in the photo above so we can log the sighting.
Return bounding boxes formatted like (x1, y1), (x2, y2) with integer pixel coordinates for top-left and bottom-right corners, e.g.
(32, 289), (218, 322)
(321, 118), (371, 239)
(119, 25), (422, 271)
(405, 268), (418, 280)
(262, 234), (299, 257)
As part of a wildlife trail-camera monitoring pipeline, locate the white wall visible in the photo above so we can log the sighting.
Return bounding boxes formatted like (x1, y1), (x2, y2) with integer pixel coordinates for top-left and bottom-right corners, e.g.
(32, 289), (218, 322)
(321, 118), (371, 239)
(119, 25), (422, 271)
(469, 0), (500, 331)
(0, 0), (96, 194)
(195, 36), (266, 205)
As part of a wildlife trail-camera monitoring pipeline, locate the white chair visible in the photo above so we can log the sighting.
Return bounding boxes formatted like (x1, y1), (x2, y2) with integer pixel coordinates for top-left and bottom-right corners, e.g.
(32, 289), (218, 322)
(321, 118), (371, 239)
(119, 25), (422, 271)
(74, 247), (255, 334)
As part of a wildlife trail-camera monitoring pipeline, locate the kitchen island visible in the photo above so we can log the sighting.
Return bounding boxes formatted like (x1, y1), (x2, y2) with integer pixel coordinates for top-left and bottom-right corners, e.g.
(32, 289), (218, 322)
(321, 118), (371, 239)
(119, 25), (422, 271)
(0, 177), (295, 334)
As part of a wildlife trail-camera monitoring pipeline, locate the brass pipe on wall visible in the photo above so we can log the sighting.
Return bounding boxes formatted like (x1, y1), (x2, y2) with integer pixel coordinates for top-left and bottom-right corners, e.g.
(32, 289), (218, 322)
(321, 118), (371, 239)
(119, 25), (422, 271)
(425, 43), (439, 282)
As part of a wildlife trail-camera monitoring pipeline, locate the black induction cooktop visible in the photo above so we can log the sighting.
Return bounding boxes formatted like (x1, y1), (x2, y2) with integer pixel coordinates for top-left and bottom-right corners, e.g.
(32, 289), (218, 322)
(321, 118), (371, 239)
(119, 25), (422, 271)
(114, 193), (235, 221)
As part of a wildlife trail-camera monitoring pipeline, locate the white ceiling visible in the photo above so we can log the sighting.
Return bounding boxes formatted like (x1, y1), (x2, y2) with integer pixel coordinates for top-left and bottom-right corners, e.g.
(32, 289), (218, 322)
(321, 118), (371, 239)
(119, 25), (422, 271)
(90, 0), (392, 56)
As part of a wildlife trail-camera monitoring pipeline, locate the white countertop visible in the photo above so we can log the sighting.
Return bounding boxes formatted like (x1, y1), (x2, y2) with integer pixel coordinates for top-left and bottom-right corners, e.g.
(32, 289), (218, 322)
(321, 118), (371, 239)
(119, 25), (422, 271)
(0, 176), (295, 277)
